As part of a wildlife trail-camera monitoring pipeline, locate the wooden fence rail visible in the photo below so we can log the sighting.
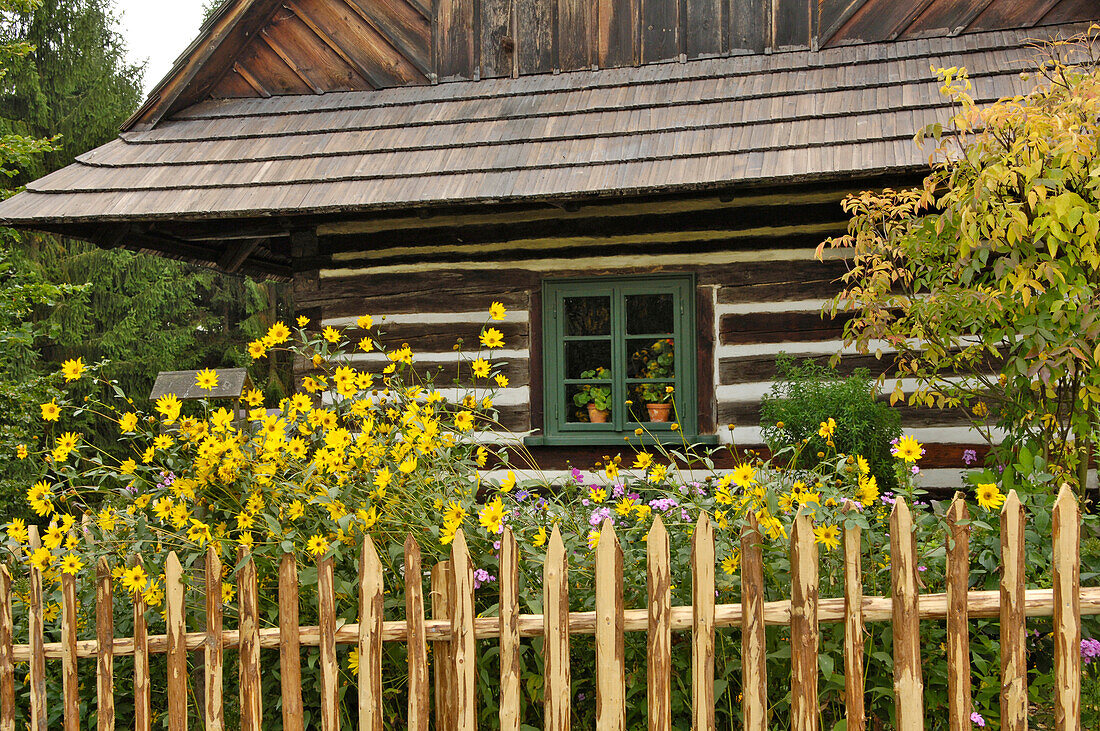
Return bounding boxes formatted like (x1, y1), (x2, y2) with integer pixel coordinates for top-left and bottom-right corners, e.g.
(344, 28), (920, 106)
(0, 486), (1094, 730)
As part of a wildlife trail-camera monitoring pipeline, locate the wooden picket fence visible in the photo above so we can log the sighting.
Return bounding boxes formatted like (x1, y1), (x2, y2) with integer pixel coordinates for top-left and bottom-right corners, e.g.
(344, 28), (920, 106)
(2, 486), (1099, 731)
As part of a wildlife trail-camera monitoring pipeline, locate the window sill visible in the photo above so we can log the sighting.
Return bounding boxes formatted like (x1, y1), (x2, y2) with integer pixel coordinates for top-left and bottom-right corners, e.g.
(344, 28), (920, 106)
(523, 433), (720, 448)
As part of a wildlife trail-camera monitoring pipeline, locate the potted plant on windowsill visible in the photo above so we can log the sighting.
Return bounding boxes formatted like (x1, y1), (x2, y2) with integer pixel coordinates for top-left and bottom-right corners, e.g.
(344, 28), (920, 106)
(641, 383), (674, 422)
(573, 367), (612, 423)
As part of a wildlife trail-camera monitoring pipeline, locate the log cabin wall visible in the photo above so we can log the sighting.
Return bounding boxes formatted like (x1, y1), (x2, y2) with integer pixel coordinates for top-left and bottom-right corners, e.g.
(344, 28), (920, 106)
(294, 182), (987, 475)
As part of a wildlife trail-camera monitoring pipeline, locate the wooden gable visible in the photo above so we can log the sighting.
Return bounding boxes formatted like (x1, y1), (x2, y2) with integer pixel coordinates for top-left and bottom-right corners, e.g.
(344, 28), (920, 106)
(128, 0), (1095, 130)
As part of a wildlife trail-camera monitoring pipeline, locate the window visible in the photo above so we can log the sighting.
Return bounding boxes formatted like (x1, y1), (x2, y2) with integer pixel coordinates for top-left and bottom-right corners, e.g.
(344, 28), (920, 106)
(536, 275), (698, 444)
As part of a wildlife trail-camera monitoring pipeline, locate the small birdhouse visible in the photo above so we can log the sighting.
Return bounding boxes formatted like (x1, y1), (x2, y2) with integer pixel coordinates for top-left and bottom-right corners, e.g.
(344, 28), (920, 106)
(149, 368), (254, 418)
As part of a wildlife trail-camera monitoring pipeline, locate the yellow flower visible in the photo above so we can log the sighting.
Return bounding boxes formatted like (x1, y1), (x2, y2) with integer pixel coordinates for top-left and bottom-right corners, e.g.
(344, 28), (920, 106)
(479, 497), (506, 534)
(29, 547), (52, 572)
(532, 527), (547, 547)
(40, 401), (61, 422)
(454, 411), (475, 432)
(489, 302), (507, 321)
(247, 340), (266, 359)
(221, 583), (235, 605)
(296, 315), (310, 327)
(323, 326), (341, 344)
(357, 315), (374, 330)
(721, 551), (741, 575)
(43, 525), (64, 551)
(243, 388), (265, 407)
(494, 374), (509, 388)
(187, 520), (212, 547)
(60, 357), (86, 382)
(7, 518), (28, 544)
(892, 435), (924, 463)
(475, 446), (489, 467)
(814, 524), (841, 551)
(856, 455), (870, 476)
(28, 481), (54, 516)
(731, 463), (757, 488)
(348, 647), (360, 674)
(615, 497), (638, 516)
(648, 464), (668, 483)
(818, 418), (836, 439)
(499, 471), (516, 492)
(287, 500), (305, 521)
(605, 462), (619, 480)
(155, 393), (182, 424)
(59, 554), (83, 576)
(398, 456), (418, 474)
(586, 530), (600, 550)
(471, 358), (491, 378)
(857, 475), (879, 505)
(307, 534), (329, 557)
(590, 487), (606, 503)
(267, 321), (291, 344)
(16, 444), (27, 459)
(118, 411), (138, 432)
(633, 452), (654, 469)
(976, 483), (1006, 511)
(121, 565), (148, 596)
(195, 368), (219, 391)
(479, 328), (504, 348)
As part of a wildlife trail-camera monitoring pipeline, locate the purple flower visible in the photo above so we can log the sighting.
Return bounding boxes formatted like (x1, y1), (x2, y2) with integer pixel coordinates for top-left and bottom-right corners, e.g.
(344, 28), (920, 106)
(628, 492), (641, 501)
(918, 566), (927, 572)
(492, 541), (501, 551)
(581, 499), (590, 507)
(473, 569), (496, 589)
(1081, 638), (1100, 664)
(612, 483), (625, 498)
(589, 507), (613, 527)
(970, 712), (985, 727)
(649, 497), (679, 512)
(576, 693), (586, 702)
(881, 492), (897, 507)
(571, 468), (584, 483)
(911, 465), (920, 475)
(679, 486), (689, 495)
(515, 490), (529, 502)
(681, 509), (691, 521)
(962, 449), (978, 466)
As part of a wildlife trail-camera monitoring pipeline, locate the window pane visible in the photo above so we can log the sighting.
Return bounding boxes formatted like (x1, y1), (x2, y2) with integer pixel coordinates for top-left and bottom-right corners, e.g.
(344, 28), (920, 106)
(564, 296), (611, 336)
(567, 383), (612, 423)
(626, 293), (674, 334)
(565, 341), (611, 380)
(626, 383), (676, 422)
(627, 338), (675, 379)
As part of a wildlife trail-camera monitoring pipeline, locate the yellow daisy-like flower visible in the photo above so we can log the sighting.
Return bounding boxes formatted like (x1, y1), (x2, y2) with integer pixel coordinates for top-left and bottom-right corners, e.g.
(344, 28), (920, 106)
(856, 455), (870, 476)
(121, 565), (148, 596)
(59, 554), (84, 576)
(454, 411), (475, 432)
(357, 315), (374, 330)
(195, 368), (219, 391)
(16, 444), (27, 459)
(892, 435), (924, 463)
(586, 530), (600, 550)
(247, 340), (266, 359)
(29, 547), (52, 572)
(479, 497), (506, 534)
(307, 534), (329, 557)
(40, 401), (61, 422)
(499, 471), (516, 492)
(60, 357), (86, 382)
(348, 647), (360, 674)
(975, 483), (1006, 511)
(814, 524), (841, 551)
(243, 388), (265, 407)
(398, 456), (418, 474)
(267, 321), (291, 344)
(323, 326), (341, 344)
(857, 475), (879, 506)
(731, 463), (757, 488)
(721, 551), (741, 575)
(532, 526), (547, 547)
(479, 328), (505, 348)
(358, 337), (374, 352)
(633, 452), (654, 469)
(296, 315), (310, 327)
(119, 411), (138, 432)
(489, 302), (507, 321)
(471, 358), (491, 378)
(287, 500), (305, 521)
(647, 464), (668, 483)
(818, 418), (836, 439)
(590, 487), (606, 503)
(7, 518), (28, 544)
(494, 374), (509, 388)
(155, 393), (182, 424)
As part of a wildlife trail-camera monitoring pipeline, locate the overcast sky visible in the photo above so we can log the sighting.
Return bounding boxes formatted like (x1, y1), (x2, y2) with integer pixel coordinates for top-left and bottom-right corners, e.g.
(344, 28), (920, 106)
(114, 0), (209, 95)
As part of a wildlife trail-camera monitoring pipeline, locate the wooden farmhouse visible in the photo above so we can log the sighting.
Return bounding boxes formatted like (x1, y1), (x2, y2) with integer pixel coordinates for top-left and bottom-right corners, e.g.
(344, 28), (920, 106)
(0, 0), (1096, 482)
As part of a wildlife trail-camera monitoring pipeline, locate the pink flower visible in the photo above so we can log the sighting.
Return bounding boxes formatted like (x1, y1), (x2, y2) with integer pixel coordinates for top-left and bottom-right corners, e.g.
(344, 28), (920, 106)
(970, 711), (985, 727)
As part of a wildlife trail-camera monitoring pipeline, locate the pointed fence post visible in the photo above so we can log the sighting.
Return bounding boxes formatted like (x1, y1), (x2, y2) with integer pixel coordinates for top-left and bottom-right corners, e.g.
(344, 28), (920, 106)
(1052, 485), (1081, 731)
(359, 536), (384, 731)
(945, 494), (971, 731)
(96, 560), (115, 731)
(431, 561), (455, 731)
(741, 513), (766, 731)
(133, 556), (151, 731)
(1000, 490), (1027, 731)
(543, 526), (570, 730)
(498, 528), (521, 731)
(890, 498), (923, 731)
(691, 513), (715, 731)
(238, 550), (261, 729)
(843, 508), (864, 731)
(405, 534), (430, 731)
(204, 547), (224, 731)
(791, 511), (819, 731)
(646, 515), (671, 731)
(61, 570), (79, 731)
(451, 529), (477, 731)
(318, 554), (339, 731)
(279, 553), (304, 731)
(166, 552), (187, 731)
(595, 520), (625, 730)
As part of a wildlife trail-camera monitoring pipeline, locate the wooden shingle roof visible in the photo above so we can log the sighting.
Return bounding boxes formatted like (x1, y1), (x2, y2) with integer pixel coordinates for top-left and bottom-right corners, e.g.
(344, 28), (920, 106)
(0, 24), (1084, 236)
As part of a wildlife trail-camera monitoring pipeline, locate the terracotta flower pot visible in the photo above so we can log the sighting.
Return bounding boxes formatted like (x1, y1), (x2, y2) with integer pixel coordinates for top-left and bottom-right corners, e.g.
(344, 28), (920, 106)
(587, 403), (611, 423)
(646, 402), (672, 422)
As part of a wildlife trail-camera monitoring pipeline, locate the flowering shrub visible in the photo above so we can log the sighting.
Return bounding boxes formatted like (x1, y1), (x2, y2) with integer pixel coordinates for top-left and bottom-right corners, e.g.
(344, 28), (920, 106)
(5, 306), (1100, 728)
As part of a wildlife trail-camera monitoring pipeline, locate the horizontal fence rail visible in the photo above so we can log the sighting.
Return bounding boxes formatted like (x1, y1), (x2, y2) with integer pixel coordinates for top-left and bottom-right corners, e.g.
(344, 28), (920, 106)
(0, 486), (1091, 730)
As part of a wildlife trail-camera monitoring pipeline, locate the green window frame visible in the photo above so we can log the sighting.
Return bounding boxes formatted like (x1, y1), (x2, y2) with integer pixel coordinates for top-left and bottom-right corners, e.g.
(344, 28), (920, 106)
(534, 274), (699, 445)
